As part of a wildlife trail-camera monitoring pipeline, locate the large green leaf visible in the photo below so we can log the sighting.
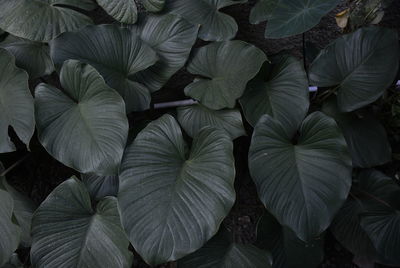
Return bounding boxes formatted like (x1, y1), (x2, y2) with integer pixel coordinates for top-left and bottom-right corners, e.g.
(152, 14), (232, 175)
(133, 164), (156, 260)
(240, 55), (309, 136)
(310, 27), (399, 112)
(0, 35), (54, 79)
(179, 229), (273, 268)
(0, 163), (36, 247)
(165, 0), (247, 41)
(0, 48), (34, 153)
(118, 114), (236, 265)
(130, 14), (199, 92)
(50, 24), (158, 112)
(81, 173), (119, 201)
(256, 212), (324, 268)
(249, 112), (352, 241)
(0, 190), (21, 267)
(261, 0), (340, 38)
(322, 97), (391, 168)
(185, 41), (267, 110)
(0, 0), (93, 42)
(177, 104), (246, 140)
(31, 177), (132, 268)
(357, 170), (400, 266)
(143, 0), (165, 12)
(35, 60), (129, 176)
(97, 0), (138, 24)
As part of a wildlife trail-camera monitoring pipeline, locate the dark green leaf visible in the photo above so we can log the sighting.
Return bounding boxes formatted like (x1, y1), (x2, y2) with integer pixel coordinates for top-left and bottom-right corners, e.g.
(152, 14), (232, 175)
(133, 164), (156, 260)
(50, 24), (158, 112)
(256, 212), (324, 268)
(131, 14), (199, 92)
(250, 0), (278, 24)
(97, 0), (138, 24)
(81, 173), (119, 201)
(322, 97), (391, 168)
(263, 0), (340, 38)
(179, 229), (273, 268)
(0, 48), (34, 153)
(142, 0), (165, 12)
(185, 41), (267, 110)
(119, 115), (236, 265)
(35, 60), (129, 175)
(177, 104), (246, 139)
(0, 0), (93, 42)
(249, 112), (352, 241)
(240, 55), (309, 136)
(310, 27), (399, 112)
(165, 0), (247, 41)
(0, 190), (21, 267)
(0, 35), (54, 79)
(31, 177), (132, 268)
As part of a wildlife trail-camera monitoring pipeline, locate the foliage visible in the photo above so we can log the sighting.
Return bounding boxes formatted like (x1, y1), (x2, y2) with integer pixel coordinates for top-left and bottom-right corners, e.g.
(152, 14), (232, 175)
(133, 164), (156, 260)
(0, 0), (399, 267)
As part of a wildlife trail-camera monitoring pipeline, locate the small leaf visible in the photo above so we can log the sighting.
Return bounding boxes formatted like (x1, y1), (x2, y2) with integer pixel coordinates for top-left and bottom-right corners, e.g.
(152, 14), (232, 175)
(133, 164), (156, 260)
(0, 48), (34, 153)
(0, 35), (54, 79)
(179, 228), (273, 268)
(310, 27), (399, 112)
(0, 0), (93, 42)
(97, 0), (138, 24)
(0, 189), (21, 267)
(240, 55), (309, 136)
(119, 115), (236, 265)
(185, 41), (267, 110)
(81, 173), (119, 201)
(177, 104), (246, 140)
(0, 163), (36, 247)
(142, 0), (165, 12)
(322, 97), (391, 168)
(31, 177), (133, 268)
(250, 0), (278, 24)
(249, 112), (352, 241)
(131, 14), (199, 92)
(165, 0), (247, 41)
(35, 60), (129, 175)
(50, 24), (158, 112)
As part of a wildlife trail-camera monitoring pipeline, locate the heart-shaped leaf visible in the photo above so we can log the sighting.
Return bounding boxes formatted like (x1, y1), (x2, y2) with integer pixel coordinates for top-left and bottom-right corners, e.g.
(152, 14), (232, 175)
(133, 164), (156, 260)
(0, 35), (54, 79)
(130, 14), (199, 92)
(0, 0), (94, 42)
(310, 27), (399, 112)
(179, 228), (273, 268)
(357, 170), (400, 266)
(260, 0), (340, 38)
(249, 112), (352, 241)
(31, 177), (132, 268)
(0, 189), (21, 267)
(82, 173), (119, 201)
(322, 97), (391, 168)
(0, 163), (36, 247)
(256, 212), (324, 268)
(118, 114), (236, 265)
(185, 40), (267, 110)
(35, 60), (129, 175)
(143, 0), (165, 12)
(177, 104), (246, 140)
(0, 48), (34, 153)
(165, 0), (247, 41)
(50, 24), (158, 112)
(97, 0), (138, 24)
(240, 55), (309, 136)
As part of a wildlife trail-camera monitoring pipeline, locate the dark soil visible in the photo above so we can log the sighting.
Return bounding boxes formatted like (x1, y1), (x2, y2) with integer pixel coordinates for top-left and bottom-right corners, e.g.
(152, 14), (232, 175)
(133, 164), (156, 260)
(1, 0), (400, 267)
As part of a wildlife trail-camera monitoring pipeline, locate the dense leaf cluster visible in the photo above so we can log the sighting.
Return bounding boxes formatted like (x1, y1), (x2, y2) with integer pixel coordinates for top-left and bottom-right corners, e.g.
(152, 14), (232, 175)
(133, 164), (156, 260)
(0, 0), (399, 267)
